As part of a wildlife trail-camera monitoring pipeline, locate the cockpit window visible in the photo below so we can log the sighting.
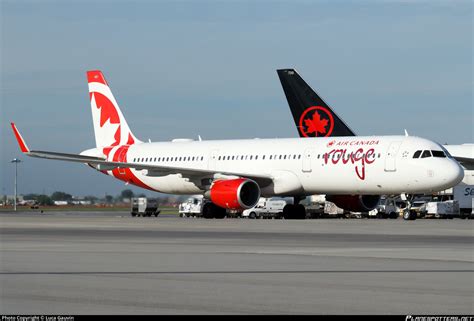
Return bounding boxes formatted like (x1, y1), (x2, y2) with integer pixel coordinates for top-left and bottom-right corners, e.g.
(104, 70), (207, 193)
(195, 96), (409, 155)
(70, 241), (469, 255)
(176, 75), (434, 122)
(440, 145), (453, 158)
(421, 150), (432, 158)
(431, 150), (446, 158)
(413, 150), (422, 158)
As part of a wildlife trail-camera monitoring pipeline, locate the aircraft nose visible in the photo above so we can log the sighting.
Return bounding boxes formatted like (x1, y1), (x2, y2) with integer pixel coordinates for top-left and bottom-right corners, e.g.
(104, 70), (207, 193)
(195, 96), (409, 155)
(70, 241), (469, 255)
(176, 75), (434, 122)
(444, 160), (464, 187)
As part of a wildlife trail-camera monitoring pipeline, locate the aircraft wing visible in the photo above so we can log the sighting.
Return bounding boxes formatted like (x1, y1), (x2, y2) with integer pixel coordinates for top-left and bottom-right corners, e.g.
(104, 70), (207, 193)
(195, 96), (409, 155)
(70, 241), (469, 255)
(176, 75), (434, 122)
(444, 144), (474, 170)
(452, 157), (474, 170)
(11, 123), (273, 187)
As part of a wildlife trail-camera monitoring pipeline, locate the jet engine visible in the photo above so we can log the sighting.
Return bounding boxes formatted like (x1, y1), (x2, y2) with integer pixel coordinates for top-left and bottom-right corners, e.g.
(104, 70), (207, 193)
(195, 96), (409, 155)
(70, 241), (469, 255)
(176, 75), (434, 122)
(209, 178), (260, 210)
(326, 195), (381, 212)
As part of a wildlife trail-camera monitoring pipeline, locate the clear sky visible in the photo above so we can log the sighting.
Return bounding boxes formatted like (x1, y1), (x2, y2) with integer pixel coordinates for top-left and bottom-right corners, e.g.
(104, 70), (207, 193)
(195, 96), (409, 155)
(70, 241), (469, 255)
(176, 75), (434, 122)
(1, 0), (472, 198)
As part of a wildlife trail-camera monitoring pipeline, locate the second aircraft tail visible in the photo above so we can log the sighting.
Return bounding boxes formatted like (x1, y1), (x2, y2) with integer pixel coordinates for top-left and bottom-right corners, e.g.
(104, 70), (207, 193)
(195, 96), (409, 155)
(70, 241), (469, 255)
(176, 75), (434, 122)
(277, 69), (355, 138)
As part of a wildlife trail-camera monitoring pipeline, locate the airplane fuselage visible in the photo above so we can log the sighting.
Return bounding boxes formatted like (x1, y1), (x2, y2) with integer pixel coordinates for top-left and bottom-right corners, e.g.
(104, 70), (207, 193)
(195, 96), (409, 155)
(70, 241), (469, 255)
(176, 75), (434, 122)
(86, 135), (463, 197)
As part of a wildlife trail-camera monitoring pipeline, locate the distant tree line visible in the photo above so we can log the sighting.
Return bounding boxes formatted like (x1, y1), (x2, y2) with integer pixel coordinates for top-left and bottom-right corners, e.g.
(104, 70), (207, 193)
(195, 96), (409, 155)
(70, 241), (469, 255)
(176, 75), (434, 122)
(21, 189), (185, 206)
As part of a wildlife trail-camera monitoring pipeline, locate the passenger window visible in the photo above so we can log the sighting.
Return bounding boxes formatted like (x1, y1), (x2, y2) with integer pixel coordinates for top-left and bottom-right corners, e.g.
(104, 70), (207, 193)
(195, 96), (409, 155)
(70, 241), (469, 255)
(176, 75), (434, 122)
(201, 156), (204, 161)
(263, 155), (265, 160)
(269, 155), (272, 160)
(298, 155), (301, 159)
(421, 150), (432, 158)
(250, 155), (253, 160)
(255, 155), (258, 160)
(431, 150), (446, 158)
(413, 150), (422, 158)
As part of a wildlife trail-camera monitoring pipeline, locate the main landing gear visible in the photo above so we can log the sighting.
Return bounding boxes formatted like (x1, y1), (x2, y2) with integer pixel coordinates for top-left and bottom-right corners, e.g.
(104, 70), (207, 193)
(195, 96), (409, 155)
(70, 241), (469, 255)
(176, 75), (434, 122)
(282, 196), (306, 220)
(202, 202), (226, 219)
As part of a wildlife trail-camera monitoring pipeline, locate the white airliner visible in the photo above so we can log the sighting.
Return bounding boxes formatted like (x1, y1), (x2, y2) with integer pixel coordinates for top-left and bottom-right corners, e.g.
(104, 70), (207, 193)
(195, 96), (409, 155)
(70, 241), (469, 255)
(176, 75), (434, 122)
(11, 70), (464, 219)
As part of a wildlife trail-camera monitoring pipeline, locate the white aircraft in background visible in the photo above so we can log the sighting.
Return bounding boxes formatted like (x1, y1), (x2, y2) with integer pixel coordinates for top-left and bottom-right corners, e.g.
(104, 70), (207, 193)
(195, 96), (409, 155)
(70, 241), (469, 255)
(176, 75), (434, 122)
(277, 68), (474, 170)
(11, 70), (464, 219)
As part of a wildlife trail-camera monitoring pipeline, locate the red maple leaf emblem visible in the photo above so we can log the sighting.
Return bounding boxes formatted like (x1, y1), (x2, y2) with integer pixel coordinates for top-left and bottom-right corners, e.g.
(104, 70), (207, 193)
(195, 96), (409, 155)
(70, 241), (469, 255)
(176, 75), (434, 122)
(304, 111), (328, 135)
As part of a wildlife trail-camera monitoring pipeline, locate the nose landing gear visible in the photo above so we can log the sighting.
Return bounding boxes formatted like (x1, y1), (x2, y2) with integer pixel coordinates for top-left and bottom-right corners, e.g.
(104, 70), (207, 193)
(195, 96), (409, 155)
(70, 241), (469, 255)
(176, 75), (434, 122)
(401, 193), (417, 221)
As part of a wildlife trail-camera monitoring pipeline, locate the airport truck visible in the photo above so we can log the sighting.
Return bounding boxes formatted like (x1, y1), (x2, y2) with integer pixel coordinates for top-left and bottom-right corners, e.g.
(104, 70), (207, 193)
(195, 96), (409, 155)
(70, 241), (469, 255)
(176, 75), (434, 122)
(424, 200), (459, 219)
(242, 198), (287, 219)
(131, 197), (161, 217)
(453, 185), (474, 218)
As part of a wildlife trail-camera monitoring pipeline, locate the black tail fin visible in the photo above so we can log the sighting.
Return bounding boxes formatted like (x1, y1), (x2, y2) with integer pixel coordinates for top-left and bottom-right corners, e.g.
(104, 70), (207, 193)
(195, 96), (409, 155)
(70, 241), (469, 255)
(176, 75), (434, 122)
(277, 69), (356, 138)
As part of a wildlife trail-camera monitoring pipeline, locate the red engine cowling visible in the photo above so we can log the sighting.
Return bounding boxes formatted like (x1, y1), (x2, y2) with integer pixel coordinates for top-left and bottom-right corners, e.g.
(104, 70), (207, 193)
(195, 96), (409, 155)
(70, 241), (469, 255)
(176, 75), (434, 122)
(210, 178), (260, 210)
(326, 195), (380, 212)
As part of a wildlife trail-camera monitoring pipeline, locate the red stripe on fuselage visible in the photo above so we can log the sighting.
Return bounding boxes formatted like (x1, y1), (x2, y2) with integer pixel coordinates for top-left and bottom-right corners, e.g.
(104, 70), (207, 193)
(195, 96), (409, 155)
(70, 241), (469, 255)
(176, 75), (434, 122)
(109, 145), (156, 191)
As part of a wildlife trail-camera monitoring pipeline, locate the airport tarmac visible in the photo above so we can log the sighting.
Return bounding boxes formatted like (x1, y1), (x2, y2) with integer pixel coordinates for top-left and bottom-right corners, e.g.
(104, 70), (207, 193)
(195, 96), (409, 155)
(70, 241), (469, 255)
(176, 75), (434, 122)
(0, 211), (473, 315)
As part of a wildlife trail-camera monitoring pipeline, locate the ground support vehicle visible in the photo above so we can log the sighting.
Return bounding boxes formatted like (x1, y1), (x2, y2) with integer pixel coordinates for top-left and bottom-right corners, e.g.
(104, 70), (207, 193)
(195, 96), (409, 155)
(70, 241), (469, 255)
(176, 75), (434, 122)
(178, 196), (205, 217)
(242, 198), (287, 219)
(131, 198), (160, 217)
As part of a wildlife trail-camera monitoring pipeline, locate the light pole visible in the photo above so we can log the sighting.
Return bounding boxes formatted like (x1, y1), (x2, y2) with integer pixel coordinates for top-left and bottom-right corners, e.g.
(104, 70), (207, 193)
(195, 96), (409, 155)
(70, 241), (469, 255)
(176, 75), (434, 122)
(11, 158), (22, 211)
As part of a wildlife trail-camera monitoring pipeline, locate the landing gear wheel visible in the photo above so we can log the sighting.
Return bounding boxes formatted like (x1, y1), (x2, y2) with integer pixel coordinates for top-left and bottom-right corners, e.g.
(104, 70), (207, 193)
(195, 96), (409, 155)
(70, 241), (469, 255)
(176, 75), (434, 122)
(202, 202), (214, 219)
(214, 207), (227, 219)
(283, 204), (295, 219)
(249, 212), (257, 219)
(389, 212), (398, 219)
(202, 202), (226, 219)
(295, 204), (306, 219)
(403, 211), (416, 221)
(283, 204), (306, 219)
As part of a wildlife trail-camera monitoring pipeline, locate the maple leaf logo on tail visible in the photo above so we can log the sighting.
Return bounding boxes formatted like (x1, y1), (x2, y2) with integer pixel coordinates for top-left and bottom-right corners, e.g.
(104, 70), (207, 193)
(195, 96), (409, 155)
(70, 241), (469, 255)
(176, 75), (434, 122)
(87, 70), (141, 151)
(304, 112), (328, 135)
(299, 106), (335, 137)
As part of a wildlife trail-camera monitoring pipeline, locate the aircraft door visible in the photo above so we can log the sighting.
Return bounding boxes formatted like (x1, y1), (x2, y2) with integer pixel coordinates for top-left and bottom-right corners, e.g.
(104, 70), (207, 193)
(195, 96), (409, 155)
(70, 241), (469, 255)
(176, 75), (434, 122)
(384, 141), (402, 172)
(302, 149), (312, 173)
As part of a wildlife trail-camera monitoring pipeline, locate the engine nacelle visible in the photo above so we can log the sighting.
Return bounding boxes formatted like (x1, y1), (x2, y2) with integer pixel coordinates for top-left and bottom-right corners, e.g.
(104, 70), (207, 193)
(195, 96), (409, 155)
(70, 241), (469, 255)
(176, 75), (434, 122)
(209, 178), (260, 210)
(326, 195), (381, 212)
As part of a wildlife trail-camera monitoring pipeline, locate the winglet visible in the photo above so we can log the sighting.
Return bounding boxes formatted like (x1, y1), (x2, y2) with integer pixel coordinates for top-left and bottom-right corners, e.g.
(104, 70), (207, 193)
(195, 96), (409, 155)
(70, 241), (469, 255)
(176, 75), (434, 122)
(10, 123), (30, 153)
